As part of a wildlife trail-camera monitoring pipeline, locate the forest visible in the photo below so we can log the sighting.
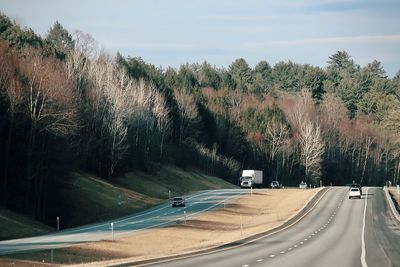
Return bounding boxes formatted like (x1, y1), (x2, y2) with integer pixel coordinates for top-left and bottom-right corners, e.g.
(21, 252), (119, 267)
(1, 13), (400, 223)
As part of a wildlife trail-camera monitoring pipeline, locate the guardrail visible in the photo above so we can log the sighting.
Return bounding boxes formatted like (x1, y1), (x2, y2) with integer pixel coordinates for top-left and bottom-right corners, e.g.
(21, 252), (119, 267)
(383, 186), (400, 223)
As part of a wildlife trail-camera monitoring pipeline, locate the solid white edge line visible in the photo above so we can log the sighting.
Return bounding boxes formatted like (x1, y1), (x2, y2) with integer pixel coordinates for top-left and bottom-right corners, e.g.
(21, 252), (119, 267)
(361, 188), (369, 267)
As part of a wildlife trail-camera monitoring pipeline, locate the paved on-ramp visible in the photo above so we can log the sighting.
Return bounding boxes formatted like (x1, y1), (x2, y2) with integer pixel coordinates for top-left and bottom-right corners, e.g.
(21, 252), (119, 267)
(144, 187), (400, 267)
(0, 189), (253, 255)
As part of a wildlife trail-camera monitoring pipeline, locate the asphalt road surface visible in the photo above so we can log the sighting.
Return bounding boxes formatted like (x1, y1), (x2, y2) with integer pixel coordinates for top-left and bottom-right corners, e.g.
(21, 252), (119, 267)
(0, 189), (253, 255)
(145, 187), (400, 267)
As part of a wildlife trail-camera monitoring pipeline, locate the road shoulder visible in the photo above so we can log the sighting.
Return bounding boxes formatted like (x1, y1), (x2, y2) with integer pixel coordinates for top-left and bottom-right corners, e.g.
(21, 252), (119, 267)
(81, 188), (328, 267)
(384, 187), (400, 223)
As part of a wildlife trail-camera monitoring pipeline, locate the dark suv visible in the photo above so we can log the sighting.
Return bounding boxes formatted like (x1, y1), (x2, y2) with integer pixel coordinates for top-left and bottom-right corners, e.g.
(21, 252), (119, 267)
(171, 197), (185, 207)
(270, 181), (282, 189)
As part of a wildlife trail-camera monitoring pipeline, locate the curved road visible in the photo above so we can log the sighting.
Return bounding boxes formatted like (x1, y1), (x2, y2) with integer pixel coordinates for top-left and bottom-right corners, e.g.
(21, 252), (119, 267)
(0, 189), (252, 255)
(143, 187), (400, 267)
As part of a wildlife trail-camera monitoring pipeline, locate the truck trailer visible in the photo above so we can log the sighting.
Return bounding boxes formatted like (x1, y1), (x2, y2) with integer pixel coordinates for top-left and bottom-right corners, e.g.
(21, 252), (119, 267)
(239, 170), (263, 188)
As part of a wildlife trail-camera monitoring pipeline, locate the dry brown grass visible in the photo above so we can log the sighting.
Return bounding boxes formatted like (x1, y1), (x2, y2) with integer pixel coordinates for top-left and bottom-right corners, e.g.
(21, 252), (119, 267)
(1, 189), (321, 266)
(388, 187), (400, 207)
(69, 188), (320, 266)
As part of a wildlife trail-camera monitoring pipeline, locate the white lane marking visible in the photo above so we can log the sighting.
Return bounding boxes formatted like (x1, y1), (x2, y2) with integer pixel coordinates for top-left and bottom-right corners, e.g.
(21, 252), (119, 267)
(304, 238), (308, 241)
(242, 265), (249, 267)
(300, 242), (304, 244)
(257, 259), (264, 262)
(280, 251), (285, 254)
(270, 255), (275, 258)
(294, 245), (298, 248)
(288, 247), (293, 251)
(361, 188), (369, 267)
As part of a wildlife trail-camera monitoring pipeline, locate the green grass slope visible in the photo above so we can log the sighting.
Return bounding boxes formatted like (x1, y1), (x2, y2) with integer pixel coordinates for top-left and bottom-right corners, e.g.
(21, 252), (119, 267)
(1, 165), (236, 240)
(114, 165), (237, 199)
(57, 165), (237, 228)
(0, 209), (53, 241)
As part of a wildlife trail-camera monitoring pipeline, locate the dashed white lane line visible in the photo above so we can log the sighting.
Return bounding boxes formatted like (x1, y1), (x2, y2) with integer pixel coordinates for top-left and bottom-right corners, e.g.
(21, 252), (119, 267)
(361, 188), (369, 267)
(245, 193), (346, 265)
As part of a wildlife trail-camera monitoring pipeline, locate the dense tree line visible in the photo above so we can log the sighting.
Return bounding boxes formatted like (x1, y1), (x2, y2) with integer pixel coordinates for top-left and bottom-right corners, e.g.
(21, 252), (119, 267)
(0, 14), (399, 224)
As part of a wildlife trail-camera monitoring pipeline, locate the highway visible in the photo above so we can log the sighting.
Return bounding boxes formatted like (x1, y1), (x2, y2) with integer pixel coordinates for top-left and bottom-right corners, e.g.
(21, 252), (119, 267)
(0, 189), (252, 255)
(144, 187), (400, 267)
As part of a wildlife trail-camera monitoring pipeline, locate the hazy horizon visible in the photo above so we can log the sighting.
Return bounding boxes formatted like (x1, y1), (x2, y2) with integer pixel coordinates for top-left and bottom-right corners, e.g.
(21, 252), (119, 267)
(1, 0), (399, 77)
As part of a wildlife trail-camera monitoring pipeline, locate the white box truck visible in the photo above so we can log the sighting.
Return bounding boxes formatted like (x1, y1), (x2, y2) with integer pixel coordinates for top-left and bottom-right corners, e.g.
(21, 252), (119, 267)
(240, 170), (263, 188)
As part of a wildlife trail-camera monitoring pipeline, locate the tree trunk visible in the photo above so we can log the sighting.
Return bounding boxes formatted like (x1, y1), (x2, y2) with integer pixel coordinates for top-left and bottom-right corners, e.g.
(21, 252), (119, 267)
(2, 112), (14, 205)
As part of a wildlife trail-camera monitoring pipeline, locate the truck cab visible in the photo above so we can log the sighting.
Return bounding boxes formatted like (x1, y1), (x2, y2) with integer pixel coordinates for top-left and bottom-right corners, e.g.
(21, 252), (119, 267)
(240, 176), (254, 188)
(240, 170), (263, 188)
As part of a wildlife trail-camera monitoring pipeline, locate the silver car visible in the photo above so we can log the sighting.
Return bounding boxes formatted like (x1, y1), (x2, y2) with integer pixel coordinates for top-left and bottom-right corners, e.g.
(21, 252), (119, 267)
(349, 187), (361, 199)
(299, 182), (307, 189)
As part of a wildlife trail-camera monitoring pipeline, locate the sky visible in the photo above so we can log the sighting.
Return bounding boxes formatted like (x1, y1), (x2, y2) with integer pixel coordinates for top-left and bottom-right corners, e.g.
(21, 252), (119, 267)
(1, 0), (400, 77)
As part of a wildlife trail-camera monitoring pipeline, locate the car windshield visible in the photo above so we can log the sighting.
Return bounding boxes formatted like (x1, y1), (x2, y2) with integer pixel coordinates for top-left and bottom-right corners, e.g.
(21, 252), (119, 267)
(241, 176), (252, 181)
(173, 197), (183, 201)
(351, 188), (359, 192)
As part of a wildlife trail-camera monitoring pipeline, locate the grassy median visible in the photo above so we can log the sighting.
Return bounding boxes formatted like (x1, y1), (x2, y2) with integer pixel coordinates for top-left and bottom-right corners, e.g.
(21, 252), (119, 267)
(1, 188), (321, 266)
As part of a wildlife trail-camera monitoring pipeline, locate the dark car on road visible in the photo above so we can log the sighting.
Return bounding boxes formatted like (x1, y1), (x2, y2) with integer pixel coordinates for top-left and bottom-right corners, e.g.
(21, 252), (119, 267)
(270, 181), (282, 189)
(171, 197), (185, 207)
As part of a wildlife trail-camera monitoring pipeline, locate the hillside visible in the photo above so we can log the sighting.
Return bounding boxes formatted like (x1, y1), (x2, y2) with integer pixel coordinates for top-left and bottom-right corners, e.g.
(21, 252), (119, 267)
(0, 209), (53, 241)
(0, 12), (399, 241)
(1, 165), (236, 240)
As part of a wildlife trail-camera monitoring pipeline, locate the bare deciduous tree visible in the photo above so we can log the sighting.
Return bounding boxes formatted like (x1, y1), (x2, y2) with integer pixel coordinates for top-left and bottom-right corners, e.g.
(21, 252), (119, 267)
(298, 121), (325, 182)
(173, 88), (198, 143)
(284, 90), (325, 183)
(266, 118), (289, 161)
(152, 91), (171, 159)
(20, 48), (78, 181)
(0, 42), (23, 203)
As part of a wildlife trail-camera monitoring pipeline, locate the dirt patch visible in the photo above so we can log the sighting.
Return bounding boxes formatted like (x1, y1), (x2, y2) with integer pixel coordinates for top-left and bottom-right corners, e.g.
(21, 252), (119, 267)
(0, 258), (55, 267)
(2, 188), (321, 266)
(76, 188), (319, 266)
(388, 187), (400, 212)
(0, 246), (131, 266)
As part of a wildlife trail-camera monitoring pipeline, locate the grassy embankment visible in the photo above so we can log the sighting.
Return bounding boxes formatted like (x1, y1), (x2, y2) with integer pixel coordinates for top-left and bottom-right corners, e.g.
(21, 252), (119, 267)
(0, 209), (53, 241)
(1, 188), (321, 266)
(0, 165), (236, 240)
(388, 187), (400, 212)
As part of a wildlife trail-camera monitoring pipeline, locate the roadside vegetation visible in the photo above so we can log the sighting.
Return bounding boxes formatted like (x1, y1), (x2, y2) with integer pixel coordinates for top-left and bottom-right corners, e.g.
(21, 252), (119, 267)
(1, 189), (320, 266)
(0, 208), (53, 240)
(388, 187), (400, 213)
(0, 13), (400, 228)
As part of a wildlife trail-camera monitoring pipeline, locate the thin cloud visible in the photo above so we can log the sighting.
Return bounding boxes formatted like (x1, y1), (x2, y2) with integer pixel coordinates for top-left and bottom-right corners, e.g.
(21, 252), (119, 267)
(198, 15), (278, 22)
(248, 34), (400, 47)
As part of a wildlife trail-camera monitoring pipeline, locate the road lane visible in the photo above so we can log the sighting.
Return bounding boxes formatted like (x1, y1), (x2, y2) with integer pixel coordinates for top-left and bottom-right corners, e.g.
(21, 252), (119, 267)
(145, 187), (400, 267)
(0, 189), (252, 255)
(365, 188), (400, 266)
